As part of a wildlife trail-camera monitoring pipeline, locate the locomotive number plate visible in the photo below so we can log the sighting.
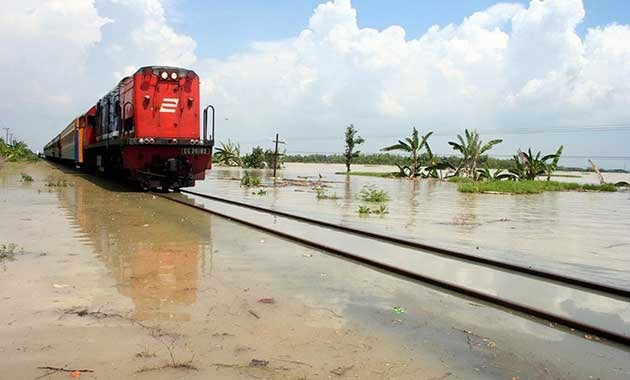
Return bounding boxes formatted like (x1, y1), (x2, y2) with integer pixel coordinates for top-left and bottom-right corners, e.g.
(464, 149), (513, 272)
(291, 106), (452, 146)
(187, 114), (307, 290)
(182, 147), (212, 155)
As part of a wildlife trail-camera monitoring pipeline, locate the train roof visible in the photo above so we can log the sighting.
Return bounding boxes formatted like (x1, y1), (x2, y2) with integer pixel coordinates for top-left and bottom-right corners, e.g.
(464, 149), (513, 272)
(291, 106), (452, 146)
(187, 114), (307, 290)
(135, 66), (198, 77)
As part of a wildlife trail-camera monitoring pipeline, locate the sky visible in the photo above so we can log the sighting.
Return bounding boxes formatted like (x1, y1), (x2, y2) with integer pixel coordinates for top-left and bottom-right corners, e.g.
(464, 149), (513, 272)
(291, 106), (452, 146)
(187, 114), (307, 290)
(2, 0), (630, 168)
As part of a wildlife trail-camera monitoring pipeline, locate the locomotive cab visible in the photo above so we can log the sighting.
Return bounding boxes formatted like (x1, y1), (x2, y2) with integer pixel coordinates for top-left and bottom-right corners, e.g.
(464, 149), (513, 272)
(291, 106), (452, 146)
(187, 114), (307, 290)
(47, 65), (214, 190)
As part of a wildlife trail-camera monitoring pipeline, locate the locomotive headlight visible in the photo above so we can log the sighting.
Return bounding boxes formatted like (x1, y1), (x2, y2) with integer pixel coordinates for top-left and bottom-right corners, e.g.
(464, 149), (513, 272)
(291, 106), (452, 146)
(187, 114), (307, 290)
(139, 138), (145, 144)
(170, 72), (178, 80)
(160, 71), (168, 80)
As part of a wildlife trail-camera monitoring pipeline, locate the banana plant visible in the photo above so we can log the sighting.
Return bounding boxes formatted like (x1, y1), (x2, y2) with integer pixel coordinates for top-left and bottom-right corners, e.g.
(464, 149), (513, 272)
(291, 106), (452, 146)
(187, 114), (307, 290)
(509, 147), (562, 180)
(214, 140), (242, 167)
(476, 165), (515, 181)
(544, 145), (563, 181)
(448, 129), (502, 180)
(381, 127), (433, 178)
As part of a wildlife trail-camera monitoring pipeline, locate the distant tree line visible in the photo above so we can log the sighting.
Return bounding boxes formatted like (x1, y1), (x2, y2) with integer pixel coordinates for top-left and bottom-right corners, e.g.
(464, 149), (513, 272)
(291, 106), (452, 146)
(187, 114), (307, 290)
(284, 152), (627, 173)
(284, 152), (517, 169)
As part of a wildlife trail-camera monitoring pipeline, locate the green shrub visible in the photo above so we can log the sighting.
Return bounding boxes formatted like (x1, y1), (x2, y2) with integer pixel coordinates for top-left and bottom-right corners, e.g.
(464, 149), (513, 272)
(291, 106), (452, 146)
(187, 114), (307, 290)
(240, 172), (261, 187)
(242, 147), (266, 169)
(358, 185), (390, 202)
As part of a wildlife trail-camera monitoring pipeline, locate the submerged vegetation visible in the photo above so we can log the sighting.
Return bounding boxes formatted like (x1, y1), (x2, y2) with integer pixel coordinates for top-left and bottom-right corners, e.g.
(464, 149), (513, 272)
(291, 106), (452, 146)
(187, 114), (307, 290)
(358, 204), (388, 216)
(240, 172), (261, 187)
(458, 180), (617, 194)
(315, 188), (339, 200)
(356, 185), (390, 216)
(358, 185), (390, 202)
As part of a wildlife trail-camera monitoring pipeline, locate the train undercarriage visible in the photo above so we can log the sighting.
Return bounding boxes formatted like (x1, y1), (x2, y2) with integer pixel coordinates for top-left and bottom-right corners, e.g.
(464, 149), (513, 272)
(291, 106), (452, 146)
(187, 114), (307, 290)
(82, 142), (212, 191)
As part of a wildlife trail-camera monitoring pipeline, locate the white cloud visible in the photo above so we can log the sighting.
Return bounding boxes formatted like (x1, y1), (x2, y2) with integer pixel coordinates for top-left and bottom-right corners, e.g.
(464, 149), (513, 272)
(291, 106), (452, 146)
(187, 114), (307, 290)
(198, 0), (630, 156)
(107, 0), (197, 73)
(0, 1), (110, 108)
(0, 0), (197, 146)
(1, 0), (629, 159)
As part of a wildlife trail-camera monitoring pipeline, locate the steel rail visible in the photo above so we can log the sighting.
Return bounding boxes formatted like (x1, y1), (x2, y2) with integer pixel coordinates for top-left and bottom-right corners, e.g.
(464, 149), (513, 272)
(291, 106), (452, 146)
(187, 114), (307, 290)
(154, 191), (630, 347)
(181, 189), (630, 299)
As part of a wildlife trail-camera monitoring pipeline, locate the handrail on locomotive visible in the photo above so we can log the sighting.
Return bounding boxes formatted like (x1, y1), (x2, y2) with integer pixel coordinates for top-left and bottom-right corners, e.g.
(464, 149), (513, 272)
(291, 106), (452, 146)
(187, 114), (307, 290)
(203, 104), (215, 146)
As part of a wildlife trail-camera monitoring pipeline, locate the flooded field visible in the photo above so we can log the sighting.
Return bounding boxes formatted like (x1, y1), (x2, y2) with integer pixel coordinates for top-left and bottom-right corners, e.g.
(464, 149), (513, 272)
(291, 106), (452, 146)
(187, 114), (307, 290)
(1, 161), (629, 379)
(193, 163), (630, 290)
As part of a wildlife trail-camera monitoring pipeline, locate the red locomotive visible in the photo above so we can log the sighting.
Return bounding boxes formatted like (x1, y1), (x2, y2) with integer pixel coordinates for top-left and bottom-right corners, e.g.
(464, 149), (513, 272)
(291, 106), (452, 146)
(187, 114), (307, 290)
(44, 66), (215, 190)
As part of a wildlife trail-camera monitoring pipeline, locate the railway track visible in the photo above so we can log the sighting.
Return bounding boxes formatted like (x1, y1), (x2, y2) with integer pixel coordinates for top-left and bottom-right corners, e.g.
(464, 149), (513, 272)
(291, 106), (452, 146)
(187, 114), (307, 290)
(152, 189), (630, 347)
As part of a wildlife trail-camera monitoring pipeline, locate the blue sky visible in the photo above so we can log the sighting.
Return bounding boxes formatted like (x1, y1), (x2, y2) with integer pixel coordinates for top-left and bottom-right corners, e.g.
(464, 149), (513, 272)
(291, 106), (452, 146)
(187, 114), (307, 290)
(170, 0), (630, 59)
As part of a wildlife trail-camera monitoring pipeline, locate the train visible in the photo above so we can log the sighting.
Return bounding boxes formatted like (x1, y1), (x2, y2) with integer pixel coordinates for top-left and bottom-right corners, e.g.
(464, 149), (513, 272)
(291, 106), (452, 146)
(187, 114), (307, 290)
(44, 66), (215, 190)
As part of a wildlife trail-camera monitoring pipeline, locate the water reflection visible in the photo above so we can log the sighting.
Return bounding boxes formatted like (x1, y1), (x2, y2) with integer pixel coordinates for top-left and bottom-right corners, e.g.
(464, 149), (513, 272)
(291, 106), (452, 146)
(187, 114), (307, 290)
(56, 180), (212, 321)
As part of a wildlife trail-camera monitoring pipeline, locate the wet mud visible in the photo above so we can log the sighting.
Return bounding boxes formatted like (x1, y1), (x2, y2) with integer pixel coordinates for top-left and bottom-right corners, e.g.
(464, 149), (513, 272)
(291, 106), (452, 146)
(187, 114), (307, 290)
(1, 161), (629, 379)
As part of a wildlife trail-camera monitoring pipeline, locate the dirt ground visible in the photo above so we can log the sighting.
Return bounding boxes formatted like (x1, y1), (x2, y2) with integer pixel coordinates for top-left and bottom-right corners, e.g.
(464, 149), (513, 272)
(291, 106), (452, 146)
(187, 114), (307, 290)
(0, 161), (448, 380)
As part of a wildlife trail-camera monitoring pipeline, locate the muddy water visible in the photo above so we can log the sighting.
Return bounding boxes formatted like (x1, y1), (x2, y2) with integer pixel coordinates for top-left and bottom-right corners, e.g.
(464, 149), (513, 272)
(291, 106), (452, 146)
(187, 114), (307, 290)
(1, 161), (629, 379)
(193, 163), (630, 289)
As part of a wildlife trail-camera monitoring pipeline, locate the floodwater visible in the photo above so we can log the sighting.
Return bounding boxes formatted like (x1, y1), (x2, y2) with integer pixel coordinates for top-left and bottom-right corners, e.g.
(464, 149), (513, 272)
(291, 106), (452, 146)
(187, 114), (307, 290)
(193, 163), (630, 290)
(1, 161), (629, 379)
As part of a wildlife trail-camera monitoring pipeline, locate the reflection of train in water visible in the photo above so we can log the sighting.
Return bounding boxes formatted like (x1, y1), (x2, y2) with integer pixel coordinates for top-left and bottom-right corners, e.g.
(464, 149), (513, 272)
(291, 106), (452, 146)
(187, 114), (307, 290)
(44, 66), (215, 190)
(57, 178), (213, 320)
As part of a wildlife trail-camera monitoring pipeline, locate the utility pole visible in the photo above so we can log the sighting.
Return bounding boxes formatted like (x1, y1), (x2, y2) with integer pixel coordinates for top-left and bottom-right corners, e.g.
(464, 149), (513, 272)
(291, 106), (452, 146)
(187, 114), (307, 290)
(2, 127), (8, 143)
(271, 133), (286, 178)
(8, 133), (13, 145)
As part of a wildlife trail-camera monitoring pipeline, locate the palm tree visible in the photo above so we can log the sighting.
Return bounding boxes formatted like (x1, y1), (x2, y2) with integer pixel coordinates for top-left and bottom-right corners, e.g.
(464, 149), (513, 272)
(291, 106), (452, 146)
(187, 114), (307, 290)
(448, 129), (502, 180)
(381, 127), (433, 178)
